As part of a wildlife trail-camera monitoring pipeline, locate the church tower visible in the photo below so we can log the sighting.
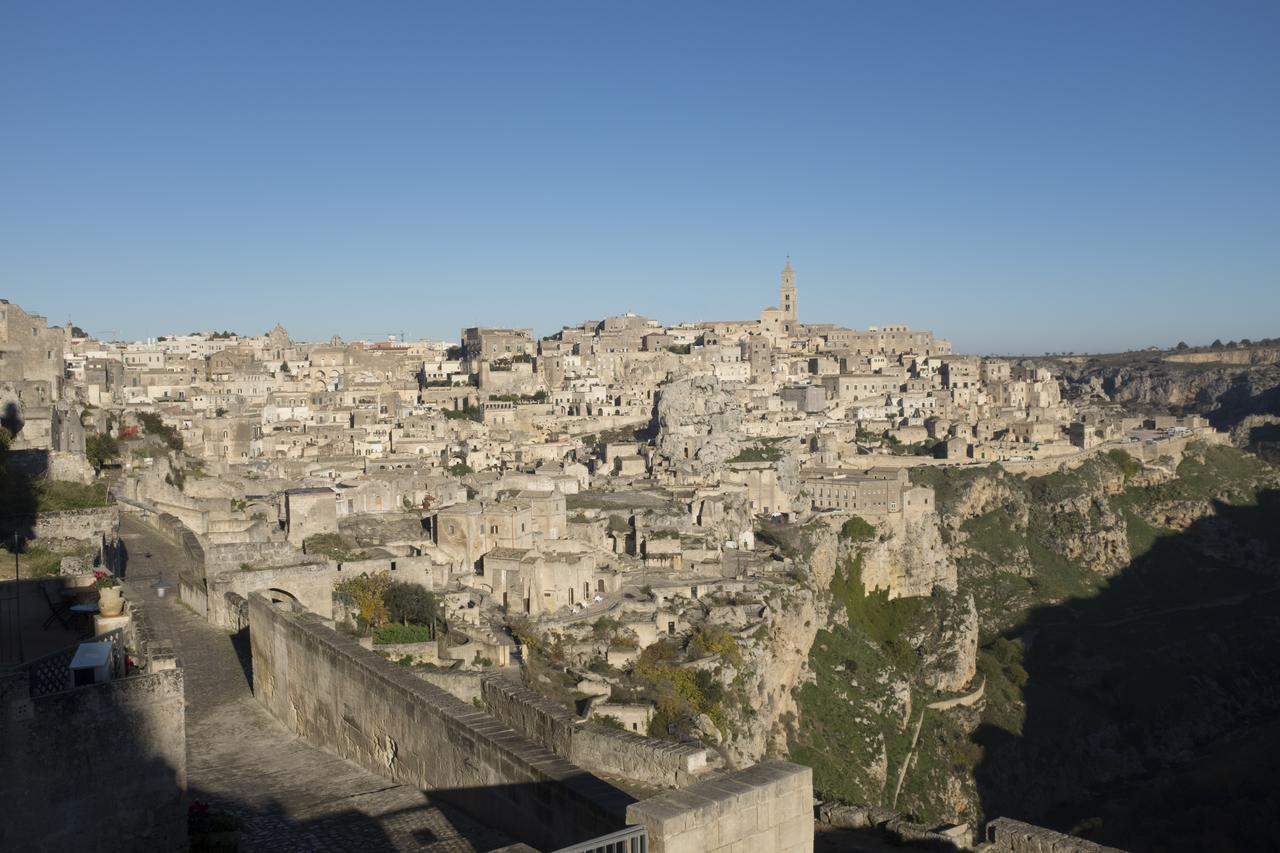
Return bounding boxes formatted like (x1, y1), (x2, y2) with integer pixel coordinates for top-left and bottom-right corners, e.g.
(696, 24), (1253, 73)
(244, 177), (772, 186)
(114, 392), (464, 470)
(780, 257), (797, 322)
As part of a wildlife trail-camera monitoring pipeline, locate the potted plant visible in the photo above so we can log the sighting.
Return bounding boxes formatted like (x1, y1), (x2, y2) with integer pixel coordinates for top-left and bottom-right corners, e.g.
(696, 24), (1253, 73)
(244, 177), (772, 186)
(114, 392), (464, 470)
(94, 571), (124, 616)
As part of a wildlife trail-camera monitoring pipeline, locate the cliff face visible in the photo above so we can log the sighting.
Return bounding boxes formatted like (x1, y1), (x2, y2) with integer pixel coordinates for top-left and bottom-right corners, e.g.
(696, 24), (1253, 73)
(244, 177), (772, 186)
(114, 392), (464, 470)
(1053, 355), (1280, 460)
(861, 511), (958, 599)
(786, 441), (1280, 848)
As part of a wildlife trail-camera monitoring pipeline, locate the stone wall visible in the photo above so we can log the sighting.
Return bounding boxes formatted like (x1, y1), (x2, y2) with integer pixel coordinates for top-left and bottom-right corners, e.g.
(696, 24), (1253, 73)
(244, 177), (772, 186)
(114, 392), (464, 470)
(205, 550), (443, 630)
(570, 727), (708, 788)
(481, 673), (576, 757)
(31, 506), (118, 544)
(480, 674), (710, 789)
(208, 559), (333, 628)
(626, 760), (814, 853)
(986, 818), (1126, 852)
(0, 668), (187, 853)
(204, 539), (308, 577)
(248, 593), (634, 851)
(179, 570), (209, 618)
(413, 669), (483, 704)
(120, 503), (207, 570)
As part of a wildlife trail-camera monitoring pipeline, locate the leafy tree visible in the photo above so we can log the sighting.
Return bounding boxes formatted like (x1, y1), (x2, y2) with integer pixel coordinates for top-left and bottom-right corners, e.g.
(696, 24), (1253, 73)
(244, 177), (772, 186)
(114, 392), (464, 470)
(1175, 341), (1189, 350)
(85, 432), (119, 469)
(383, 582), (440, 637)
(135, 411), (183, 450)
(334, 571), (392, 629)
(1211, 339), (1224, 349)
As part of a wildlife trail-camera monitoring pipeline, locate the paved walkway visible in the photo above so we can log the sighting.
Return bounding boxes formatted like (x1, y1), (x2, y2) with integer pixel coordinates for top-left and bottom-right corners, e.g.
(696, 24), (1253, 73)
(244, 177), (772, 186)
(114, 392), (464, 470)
(119, 515), (514, 852)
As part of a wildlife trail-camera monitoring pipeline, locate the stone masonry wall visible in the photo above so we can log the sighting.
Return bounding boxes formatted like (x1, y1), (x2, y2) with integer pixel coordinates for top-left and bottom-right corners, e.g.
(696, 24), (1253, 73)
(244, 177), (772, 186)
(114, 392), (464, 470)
(0, 668), (187, 853)
(480, 674), (710, 789)
(481, 673), (577, 757)
(31, 506), (118, 544)
(248, 593), (634, 851)
(626, 760), (814, 853)
(570, 727), (708, 789)
(986, 818), (1127, 853)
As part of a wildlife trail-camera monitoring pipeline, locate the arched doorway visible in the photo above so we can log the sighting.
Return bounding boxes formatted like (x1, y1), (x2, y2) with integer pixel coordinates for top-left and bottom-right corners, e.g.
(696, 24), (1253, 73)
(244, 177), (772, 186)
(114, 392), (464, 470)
(266, 588), (300, 607)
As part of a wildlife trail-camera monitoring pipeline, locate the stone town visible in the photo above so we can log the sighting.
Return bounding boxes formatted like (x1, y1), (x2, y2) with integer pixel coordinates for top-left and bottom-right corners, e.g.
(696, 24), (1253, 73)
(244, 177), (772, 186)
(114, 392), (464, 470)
(1, 266), (1181, 851)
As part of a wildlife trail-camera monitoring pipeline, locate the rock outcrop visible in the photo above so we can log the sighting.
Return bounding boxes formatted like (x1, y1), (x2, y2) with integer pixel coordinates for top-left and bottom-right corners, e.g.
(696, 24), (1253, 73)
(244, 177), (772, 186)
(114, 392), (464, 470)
(652, 375), (746, 479)
(861, 511), (959, 597)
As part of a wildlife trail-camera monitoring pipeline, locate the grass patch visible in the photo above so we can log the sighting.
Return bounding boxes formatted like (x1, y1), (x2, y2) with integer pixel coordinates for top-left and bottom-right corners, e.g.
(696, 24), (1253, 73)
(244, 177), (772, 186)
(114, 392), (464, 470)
(36, 480), (110, 512)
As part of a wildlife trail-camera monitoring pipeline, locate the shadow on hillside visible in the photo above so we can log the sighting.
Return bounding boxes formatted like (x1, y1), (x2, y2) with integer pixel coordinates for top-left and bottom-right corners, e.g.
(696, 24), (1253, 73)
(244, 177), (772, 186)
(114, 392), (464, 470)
(973, 490), (1280, 852)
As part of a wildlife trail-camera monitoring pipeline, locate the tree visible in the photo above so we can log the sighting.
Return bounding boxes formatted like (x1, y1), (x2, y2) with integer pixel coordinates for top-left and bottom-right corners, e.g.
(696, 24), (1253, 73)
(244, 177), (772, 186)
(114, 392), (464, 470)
(136, 411), (183, 451)
(334, 571), (392, 629)
(85, 432), (119, 469)
(383, 582), (440, 636)
(1211, 339), (1224, 349)
(1175, 341), (1189, 350)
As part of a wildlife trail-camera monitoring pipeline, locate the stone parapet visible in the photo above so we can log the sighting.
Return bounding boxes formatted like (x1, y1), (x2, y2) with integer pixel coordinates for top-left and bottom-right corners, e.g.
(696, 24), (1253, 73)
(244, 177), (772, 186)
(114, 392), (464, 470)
(626, 759), (813, 853)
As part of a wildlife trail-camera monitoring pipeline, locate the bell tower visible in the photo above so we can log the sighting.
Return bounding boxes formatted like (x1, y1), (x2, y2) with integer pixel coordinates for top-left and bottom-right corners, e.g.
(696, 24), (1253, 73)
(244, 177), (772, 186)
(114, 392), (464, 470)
(780, 257), (797, 322)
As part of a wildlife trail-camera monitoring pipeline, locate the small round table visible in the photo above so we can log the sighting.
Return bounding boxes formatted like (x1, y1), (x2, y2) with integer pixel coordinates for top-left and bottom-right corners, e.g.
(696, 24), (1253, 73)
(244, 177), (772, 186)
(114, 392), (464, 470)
(69, 603), (99, 637)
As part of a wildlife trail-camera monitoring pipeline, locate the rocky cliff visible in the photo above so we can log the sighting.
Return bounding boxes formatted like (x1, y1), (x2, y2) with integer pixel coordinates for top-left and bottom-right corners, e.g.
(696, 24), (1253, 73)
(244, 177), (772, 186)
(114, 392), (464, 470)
(1050, 351), (1280, 461)
(786, 441), (1280, 850)
(652, 375), (747, 478)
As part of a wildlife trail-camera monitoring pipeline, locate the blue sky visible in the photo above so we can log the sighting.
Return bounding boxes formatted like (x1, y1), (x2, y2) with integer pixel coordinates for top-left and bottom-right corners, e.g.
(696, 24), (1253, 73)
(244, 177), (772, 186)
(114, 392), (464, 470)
(2, 2), (1277, 353)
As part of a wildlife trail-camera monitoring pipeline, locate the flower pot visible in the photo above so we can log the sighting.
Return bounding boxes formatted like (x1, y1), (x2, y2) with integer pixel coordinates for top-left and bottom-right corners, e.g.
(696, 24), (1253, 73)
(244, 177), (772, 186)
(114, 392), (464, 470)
(98, 587), (124, 617)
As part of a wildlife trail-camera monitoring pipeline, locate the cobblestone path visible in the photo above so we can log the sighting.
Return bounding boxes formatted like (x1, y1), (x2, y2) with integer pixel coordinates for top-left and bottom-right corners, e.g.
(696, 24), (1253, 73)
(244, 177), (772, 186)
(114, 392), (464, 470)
(119, 515), (515, 852)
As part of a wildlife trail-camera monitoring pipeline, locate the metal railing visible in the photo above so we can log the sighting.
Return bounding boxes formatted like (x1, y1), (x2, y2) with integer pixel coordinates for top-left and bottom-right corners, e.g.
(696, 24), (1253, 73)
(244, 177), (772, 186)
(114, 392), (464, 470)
(550, 825), (647, 853)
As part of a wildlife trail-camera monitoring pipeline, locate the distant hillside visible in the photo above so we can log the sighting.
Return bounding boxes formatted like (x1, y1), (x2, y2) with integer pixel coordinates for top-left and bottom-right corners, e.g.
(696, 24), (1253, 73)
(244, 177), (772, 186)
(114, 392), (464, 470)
(1031, 346), (1280, 463)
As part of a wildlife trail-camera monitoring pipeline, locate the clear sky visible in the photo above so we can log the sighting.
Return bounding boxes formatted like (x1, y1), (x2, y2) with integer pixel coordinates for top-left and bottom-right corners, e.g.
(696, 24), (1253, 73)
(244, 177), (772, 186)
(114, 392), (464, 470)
(2, 2), (1277, 354)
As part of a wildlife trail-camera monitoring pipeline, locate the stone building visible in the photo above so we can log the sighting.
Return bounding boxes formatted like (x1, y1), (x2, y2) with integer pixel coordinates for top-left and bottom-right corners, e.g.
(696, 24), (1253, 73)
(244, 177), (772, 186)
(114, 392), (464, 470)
(462, 327), (535, 361)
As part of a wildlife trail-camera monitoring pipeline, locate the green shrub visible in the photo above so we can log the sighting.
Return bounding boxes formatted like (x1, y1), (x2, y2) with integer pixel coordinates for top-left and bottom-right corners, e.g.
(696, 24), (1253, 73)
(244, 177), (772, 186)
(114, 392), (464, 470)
(728, 443), (783, 463)
(594, 714), (626, 731)
(373, 622), (433, 644)
(1107, 449), (1142, 480)
(838, 516), (875, 542)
